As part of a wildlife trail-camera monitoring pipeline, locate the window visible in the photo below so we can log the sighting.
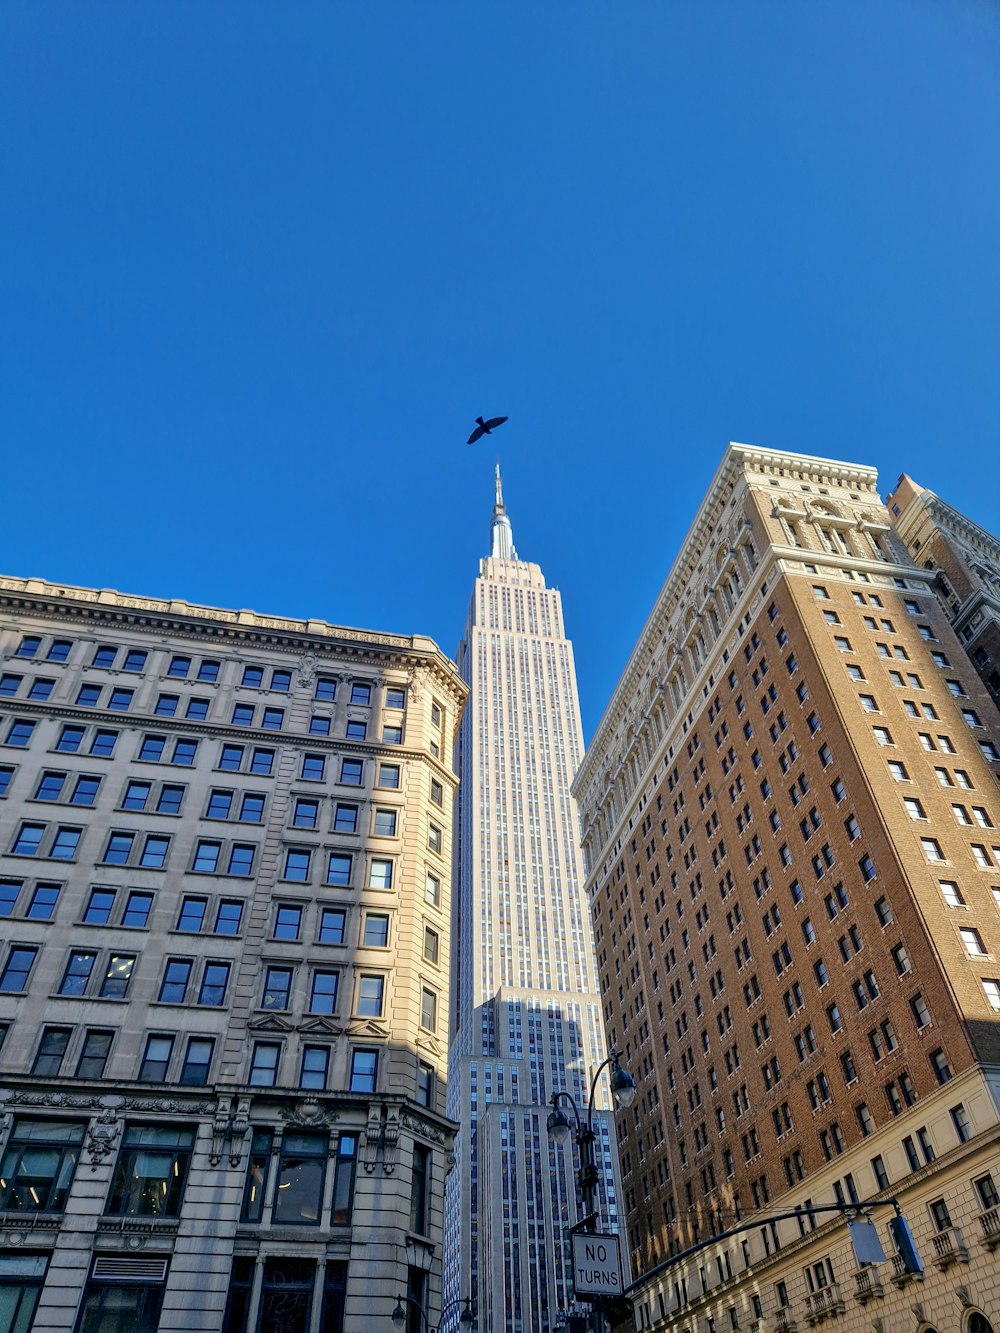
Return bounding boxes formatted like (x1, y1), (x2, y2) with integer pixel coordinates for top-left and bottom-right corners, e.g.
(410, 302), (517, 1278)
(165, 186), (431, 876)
(350, 682), (371, 705)
(326, 852), (352, 886)
(26, 883), (60, 920)
(357, 974), (385, 1016)
(242, 666), (263, 688)
(349, 1048), (378, 1093)
(310, 970), (339, 1014)
(168, 655), (191, 678)
(261, 707), (284, 730)
(35, 770), (66, 802)
(0, 1118), (85, 1212)
(960, 928), (987, 957)
(241, 1130), (272, 1222)
(369, 858), (393, 890)
(292, 798), (318, 829)
(386, 686), (405, 709)
(340, 758), (363, 785)
(283, 848), (311, 881)
(0, 766), (13, 799)
(910, 993), (932, 1029)
(363, 913), (390, 948)
(103, 831), (135, 865)
(27, 678), (54, 701)
(172, 738), (198, 766)
(271, 670), (291, 692)
(430, 778), (444, 805)
(76, 1029), (113, 1078)
(193, 840), (221, 873)
(197, 659), (220, 682)
(92, 644), (117, 667)
(58, 950), (97, 996)
(379, 763), (400, 789)
(11, 822), (45, 856)
(141, 834), (169, 868)
(420, 988), (437, 1032)
(249, 1043), (280, 1086)
(176, 897), (207, 932)
(274, 904), (302, 940)
(333, 802), (358, 832)
(70, 775), (100, 806)
(319, 907), (346, 944)
(55, 724), (84, 753)
(215, 900), (243, 934)
(138, 1035), (174, 1082)
(332, 1132), (359, 1224)
(974, 1171), (999, 1208)
(207, 789), (233, 820)
(48, 639), (72, 661)
(410, 1143), (430, 1234)
(139, 734), (166, 762)
(100, 954), (135, 999)
(426, 872), (441, 907)
(345, 720), (367, 740)
(250, 747), (273, 775)
(383, 723), (403, 744)
(417, 1062), (435, 1108)
(198, 961), (230, 1005)
(374, 808), (397, 836)
(424, 925), (439, 965)
(4, 719), (36, 749)
(107, 688), (133, 711)
(940, 880), (966, 907)
(87, 728), (118, 758)
(309, 715), (331, 736)
(428, 823), (442, 854)
(983, 978), (1000, 1011)
(263, 966), (293, 1010)
(179, 1037), (214, 1086)
(219, 744), (244, 772)
(315, 677), (336, 701)
(158, 958), (192, 1003)
(232, 704), (254, 727)
(106, 1124), (194, 1216)
(892, 943), (912, 975)
(76, 684), (102, 708)
(32, 1026), (72, 1075)
(300, 1045), (330, 1091)
(929, 1048), (952, 1084)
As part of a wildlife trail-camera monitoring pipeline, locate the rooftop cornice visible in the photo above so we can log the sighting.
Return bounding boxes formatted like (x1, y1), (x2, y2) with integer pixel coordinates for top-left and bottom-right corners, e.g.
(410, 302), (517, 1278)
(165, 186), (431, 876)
(0, 574), (467, 704)
(576, 444), (881, 796)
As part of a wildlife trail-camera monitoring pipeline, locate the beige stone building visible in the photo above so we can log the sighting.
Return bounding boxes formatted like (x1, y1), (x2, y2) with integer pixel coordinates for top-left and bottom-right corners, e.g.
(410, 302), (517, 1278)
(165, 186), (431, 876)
(572, 445), (1000, 1333)
(0, 574), (466, 1332)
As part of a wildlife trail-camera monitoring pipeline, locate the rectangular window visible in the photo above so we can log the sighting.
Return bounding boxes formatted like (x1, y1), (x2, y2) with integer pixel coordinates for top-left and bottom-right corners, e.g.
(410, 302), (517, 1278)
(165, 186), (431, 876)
(310, 970), (339, 1014)
(0, 1118), (85, 1213)
(319, 908), (346, 944)
(106, 1124), (194, 1216)
(332, 1132), (358, 1224)
(138, 1034), (174, 1082)
(158, 958), (192, 1003)
(326, 852), (352, 886)
(420, 988), (437, 1032)
(364, 913), (390, 948)
(263, 966), (293, 1010)
(369, 858), (393, 890)
(5, 719), (35, 747)
(179, 1037), (214, 1086)
(99, 954), (135, 999)
(373, 808), (397, 836)
(340, 758), (363, 786)
(249, 1042), (281, 1086)
(357, 975), (385, 1016)
(172, 739), (198, 766)
(379, 764), (400, 789)
(302, 753), (326, 781)
(193, 840), (221, 873)
(32, 1026), (72, 1076)
(76, 1028), (113, 1078)
(300, 1045), (330, 1091)
(58, 950), (96, 996)
(283, 848), (311, 881)
(90, 728), (119, 757)
(349, 1048), (378, 1093)
(198, 961), (230, 1006)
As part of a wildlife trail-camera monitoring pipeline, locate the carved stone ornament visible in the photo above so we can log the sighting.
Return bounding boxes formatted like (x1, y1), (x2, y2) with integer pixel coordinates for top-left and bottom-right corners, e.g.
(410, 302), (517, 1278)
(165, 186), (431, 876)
(400, 1110), (449, 1146)
(382, 1106), (400, 1174)
(279, 1097), (341, 1131)
(363, 1104), (383, 1174)
(85, 1110), (122, 1171)
(297, 654), (318, 688)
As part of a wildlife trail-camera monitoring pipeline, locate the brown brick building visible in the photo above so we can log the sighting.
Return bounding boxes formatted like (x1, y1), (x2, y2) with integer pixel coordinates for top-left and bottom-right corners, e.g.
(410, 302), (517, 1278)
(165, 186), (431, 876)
(573, 445), (1000, 1333)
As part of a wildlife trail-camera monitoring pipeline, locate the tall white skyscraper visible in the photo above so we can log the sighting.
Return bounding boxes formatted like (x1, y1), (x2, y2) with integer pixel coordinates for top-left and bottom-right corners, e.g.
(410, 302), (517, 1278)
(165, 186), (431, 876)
(445, 468), (620, 1333)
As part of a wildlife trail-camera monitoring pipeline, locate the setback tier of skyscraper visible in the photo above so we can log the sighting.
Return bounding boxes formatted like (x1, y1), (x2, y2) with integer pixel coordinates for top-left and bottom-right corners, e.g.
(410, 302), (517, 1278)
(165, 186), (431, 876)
(0, 574), (466, 1332)
(573, 444), (1000, 1333)
(446, 468), (623, 1333)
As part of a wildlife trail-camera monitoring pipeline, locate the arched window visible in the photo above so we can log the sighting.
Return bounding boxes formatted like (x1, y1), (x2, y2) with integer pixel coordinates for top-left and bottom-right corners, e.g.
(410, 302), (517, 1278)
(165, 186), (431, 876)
(966, 1313), (995, 1333)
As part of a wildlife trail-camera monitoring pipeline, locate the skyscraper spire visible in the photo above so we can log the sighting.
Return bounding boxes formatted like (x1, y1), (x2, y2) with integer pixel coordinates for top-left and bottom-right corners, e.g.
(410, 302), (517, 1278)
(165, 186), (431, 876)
(489, 461), (518, 560)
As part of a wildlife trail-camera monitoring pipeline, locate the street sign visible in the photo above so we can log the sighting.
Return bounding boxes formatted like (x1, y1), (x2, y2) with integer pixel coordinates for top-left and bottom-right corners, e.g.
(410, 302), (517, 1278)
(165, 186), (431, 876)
(572, 1232), (623, 1298)
(848, 1219), (886, 1266)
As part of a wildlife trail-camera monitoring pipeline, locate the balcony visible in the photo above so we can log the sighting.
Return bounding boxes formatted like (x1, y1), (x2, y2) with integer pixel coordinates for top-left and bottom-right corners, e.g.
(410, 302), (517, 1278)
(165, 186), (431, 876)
(774, 1310), (798, 1333)
(932, 1226), (969, 1269)
(852, 1268), (885, 1304)
(804, 1284), (846, 1324)
(978, 1207), (1000, 1251)
(890, 1254), (924, 1288)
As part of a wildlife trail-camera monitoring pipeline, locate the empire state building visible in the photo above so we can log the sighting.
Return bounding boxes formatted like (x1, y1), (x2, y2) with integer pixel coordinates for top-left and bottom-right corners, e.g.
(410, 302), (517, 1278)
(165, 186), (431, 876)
(444, 468), (621, 1332)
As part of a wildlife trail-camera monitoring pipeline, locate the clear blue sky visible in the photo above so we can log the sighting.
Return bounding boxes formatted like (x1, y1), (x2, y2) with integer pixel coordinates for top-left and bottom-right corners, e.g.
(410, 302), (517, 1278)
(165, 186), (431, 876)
(2, 1), (997, 735)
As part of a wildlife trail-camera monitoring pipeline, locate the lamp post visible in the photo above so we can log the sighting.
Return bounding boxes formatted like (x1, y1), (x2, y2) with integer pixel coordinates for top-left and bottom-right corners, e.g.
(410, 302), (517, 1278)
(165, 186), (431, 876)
(547, 1049), (636, 1333)
(391, 1293), (476, 1332)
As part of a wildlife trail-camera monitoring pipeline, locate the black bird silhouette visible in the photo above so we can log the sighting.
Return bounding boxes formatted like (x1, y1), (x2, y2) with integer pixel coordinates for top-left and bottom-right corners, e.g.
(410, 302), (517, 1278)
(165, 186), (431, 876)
(467, 414), (508, 445)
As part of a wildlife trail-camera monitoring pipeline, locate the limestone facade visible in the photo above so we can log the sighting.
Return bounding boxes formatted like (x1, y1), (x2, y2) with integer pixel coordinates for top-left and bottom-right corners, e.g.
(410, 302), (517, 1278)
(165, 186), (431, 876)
(0, 574), (466, 1332)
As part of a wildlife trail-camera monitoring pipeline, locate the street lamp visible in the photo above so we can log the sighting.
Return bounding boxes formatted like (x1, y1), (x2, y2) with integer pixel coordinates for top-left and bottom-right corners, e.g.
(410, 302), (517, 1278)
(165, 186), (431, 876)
(391, 1293), (476, 1332)
(547, 1048), (635, 1331)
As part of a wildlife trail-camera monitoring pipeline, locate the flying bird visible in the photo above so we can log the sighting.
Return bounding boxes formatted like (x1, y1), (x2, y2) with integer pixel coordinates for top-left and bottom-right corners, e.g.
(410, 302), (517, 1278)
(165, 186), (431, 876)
(467, 415), (508, 445)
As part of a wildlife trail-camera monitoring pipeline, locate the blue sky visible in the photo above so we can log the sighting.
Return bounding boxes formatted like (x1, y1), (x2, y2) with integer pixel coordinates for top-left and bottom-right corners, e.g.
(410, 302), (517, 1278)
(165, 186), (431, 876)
(1, 1), (997, 735)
